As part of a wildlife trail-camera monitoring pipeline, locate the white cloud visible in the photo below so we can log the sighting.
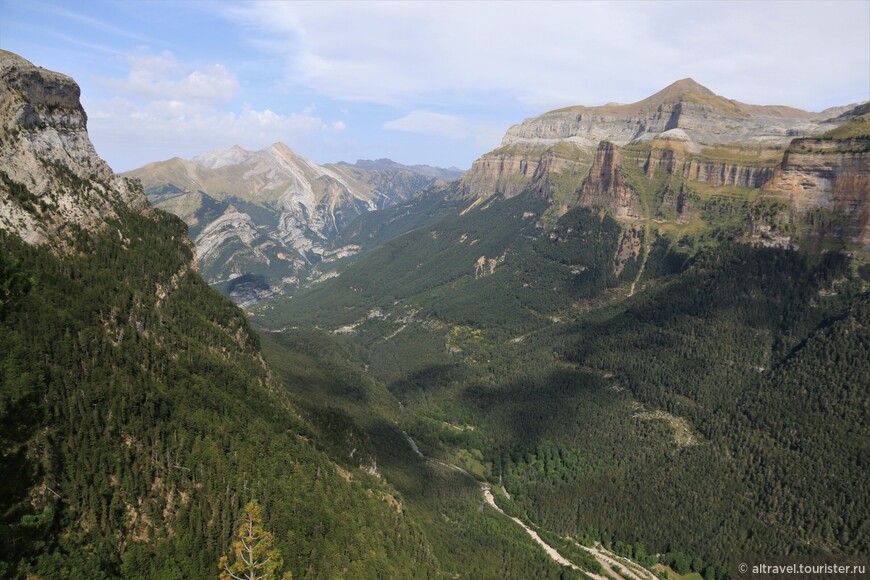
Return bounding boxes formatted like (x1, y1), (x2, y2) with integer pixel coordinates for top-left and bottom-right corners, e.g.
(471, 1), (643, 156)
(57, 1), (868, 171)
(86, 52), (348, 170)
(101, 52), (240, 104)
(87, 95), (343, 170)
(223, 1), (869, 112)
(384, 111), (503, 148)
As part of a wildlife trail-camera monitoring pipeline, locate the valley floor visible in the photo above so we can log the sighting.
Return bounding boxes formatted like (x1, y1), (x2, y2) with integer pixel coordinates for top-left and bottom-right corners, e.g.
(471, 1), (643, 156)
(405, 431), (657, 580)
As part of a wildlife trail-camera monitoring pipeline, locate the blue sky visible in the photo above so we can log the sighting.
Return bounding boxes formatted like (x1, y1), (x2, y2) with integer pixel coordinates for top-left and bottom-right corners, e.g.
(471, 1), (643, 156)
(2, 0), (868, 172)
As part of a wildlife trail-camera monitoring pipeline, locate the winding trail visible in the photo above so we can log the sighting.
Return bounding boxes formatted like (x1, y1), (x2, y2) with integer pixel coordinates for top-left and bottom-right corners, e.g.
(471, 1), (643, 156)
(481, 484), (590, 575)
(402, 433), (656, 580)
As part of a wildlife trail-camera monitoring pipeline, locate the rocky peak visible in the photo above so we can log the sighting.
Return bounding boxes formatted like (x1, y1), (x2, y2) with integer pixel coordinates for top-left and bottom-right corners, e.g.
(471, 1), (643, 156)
(625, 77), (719, 112)
(192, 144), (253, 169)
(498, 79), (834, 151)
(657, 77), (715, 97)
(462, 79), (857, 200)
(268, 141), (299, 162)
(0, 51), (147, 246)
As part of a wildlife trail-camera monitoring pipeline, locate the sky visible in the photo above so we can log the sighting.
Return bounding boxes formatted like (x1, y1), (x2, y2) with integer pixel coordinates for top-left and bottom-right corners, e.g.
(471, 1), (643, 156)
(1, 0), (868, 172)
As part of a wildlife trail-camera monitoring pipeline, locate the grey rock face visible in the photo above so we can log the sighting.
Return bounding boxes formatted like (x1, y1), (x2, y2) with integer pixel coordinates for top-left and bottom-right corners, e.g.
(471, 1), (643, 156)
(0, 50), (147, 246)
(126, 145), (456, 301)
(462, 78), (860, 200)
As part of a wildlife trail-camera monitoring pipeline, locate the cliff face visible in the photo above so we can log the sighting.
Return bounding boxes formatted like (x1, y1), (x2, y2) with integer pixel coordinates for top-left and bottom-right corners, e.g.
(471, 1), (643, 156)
(574, 126), (869, 254)
(578, 142), (643, 219)
(461, 78), (849, 201)
(0, 51), (146, 246)
(762, 133), (869, 246)
(462, 150), (543, 199)
(575, 140), (782, 223)
(460, 141), (593, 204)
(501, 80), (841, 150)
(682, 159), (774, 188)
(639, 147), (776, 188)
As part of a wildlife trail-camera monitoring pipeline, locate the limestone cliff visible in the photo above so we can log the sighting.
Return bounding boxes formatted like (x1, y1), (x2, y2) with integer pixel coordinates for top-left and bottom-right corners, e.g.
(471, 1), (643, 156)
(461, 141), (593, 205)
(459, 149), (542, 200)
(576, 139), (782, 223)
(502, 78), (843, 150)
(578, 142), (643, 220)
(0, 51), (147, 246)
(760, 119), (869, 247)
(638, 146), (776, 189)
(461, 78), (851, 201)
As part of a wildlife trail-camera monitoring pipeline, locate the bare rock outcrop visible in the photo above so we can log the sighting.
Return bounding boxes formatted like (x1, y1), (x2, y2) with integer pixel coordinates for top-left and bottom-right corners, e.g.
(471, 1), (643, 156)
(460, 141), (592, 202)
(462, 151), (542, 200)
(0, 50), (147, 246)
(762, 135), (869, 246)
(578, 141), (643, 219)
(461, 78), (855, 201)
(639, 147), (775, 188)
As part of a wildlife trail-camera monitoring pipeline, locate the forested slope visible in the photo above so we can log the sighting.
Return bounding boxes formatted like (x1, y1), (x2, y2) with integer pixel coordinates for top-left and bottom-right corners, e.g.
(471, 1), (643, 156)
(0, 208), (438, 578)
(258, 186), (869, 578)
(0, 50), (436, 578)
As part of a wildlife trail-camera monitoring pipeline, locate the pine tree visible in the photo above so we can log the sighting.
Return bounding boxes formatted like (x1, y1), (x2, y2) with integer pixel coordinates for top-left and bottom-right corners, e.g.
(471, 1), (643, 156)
(219, 500), (289, 580)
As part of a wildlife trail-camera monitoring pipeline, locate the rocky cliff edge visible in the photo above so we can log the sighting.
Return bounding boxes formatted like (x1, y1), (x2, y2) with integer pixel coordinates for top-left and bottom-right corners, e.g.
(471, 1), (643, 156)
(0, 50), (147, 246)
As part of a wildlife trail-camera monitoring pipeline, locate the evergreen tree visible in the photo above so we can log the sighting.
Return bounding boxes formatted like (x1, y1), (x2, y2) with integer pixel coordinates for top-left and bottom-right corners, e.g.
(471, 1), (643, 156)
(219, 501), (289, 580)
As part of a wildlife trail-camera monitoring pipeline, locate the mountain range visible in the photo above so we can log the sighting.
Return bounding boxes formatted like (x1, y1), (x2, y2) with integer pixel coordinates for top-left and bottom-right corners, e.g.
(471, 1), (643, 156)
(131, 77), (868, 310)
(249, 76), (869, 578)
(1, 48), (868, 580)
(124, 145), (462, 304)
(458, 78), (867, 249)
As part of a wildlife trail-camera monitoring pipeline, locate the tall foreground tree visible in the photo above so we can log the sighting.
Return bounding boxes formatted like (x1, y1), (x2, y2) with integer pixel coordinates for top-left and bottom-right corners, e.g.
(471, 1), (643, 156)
(219, 501), (289, 580)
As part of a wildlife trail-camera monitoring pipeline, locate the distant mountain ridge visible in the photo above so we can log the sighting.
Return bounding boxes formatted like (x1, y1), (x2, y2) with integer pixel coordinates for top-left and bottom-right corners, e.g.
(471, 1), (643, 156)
(253, 78), (870, 578)
(455, 78), (867, 254)
(343, 158), (465, 181)
(124, 145), (461, 304)
(461, 78), (863, 201)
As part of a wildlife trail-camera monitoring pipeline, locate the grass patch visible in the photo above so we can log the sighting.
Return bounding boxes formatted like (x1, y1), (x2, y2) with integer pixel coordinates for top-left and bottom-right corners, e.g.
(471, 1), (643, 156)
(817, 115), (870, 140)
(635, 409), (700, 446)
(697, 145), (784, 166)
